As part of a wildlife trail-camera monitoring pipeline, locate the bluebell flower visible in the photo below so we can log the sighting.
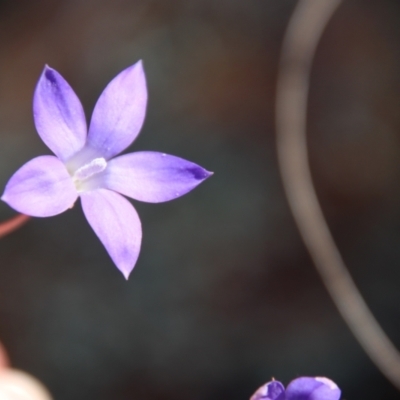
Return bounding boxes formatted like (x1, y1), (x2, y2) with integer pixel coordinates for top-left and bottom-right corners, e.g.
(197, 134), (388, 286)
(1, 61), (211, 278)
(250, 377), (341, 400)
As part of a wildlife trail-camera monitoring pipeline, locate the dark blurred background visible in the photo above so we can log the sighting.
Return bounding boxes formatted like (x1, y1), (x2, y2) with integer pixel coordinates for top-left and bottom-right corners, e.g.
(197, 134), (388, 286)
(0, 0), (399, 399)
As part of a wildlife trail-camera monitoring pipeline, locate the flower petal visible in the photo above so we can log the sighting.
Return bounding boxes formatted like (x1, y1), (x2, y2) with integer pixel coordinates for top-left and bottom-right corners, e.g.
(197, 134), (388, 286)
(286, 377), (341, 400)
(80, 189), (142, 279)
(1, 156), (78, 217)
(250, 380), (285, 400)
(33, 66), (87, 161)
(86, 61), (147, 159)
(102, 151), (212, 203)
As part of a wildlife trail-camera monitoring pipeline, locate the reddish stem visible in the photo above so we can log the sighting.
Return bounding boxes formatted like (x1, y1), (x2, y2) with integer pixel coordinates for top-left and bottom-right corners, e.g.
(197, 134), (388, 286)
(0, 342), (9, 369)
(0, 214), (30, 239)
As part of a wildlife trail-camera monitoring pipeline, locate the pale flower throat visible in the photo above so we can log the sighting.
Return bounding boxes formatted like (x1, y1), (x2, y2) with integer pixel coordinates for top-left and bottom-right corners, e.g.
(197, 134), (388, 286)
(72, 157), (107, 192)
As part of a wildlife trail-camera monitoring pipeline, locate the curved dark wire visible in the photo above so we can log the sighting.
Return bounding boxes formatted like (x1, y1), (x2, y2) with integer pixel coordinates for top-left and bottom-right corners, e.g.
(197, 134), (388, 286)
(276, 0), (400, 390)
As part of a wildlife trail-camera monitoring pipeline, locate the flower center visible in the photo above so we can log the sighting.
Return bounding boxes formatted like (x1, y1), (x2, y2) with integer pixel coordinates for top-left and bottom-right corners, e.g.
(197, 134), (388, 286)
(73, 157), (107, 181)
(72, 157), (107, 192)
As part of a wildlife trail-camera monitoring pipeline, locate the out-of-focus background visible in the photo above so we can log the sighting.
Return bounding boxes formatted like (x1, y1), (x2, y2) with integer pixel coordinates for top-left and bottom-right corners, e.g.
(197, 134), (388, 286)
(0, 0), (399, 399)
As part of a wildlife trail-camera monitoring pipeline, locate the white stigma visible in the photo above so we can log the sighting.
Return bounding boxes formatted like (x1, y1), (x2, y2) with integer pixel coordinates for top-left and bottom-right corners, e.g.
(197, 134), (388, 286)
(73, 157), (107, 181)
(72, 157), (107, 192)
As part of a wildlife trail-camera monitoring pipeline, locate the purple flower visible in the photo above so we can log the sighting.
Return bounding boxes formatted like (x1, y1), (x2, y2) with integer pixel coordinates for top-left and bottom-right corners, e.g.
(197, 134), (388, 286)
(250, 377), (341, 400)
(1, 61), (211, 279)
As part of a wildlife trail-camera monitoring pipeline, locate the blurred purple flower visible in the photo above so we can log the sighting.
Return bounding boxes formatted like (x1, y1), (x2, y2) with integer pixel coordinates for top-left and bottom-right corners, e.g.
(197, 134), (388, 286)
(1, 61), (211, 279)
(250, 377), (341, 400)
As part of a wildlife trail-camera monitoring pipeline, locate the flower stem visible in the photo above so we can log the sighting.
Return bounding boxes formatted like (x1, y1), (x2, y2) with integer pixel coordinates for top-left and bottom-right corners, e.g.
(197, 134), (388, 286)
(276, 0), (400, 391)
(0, 341), (9, 369)
(0, 214), (30, 239)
